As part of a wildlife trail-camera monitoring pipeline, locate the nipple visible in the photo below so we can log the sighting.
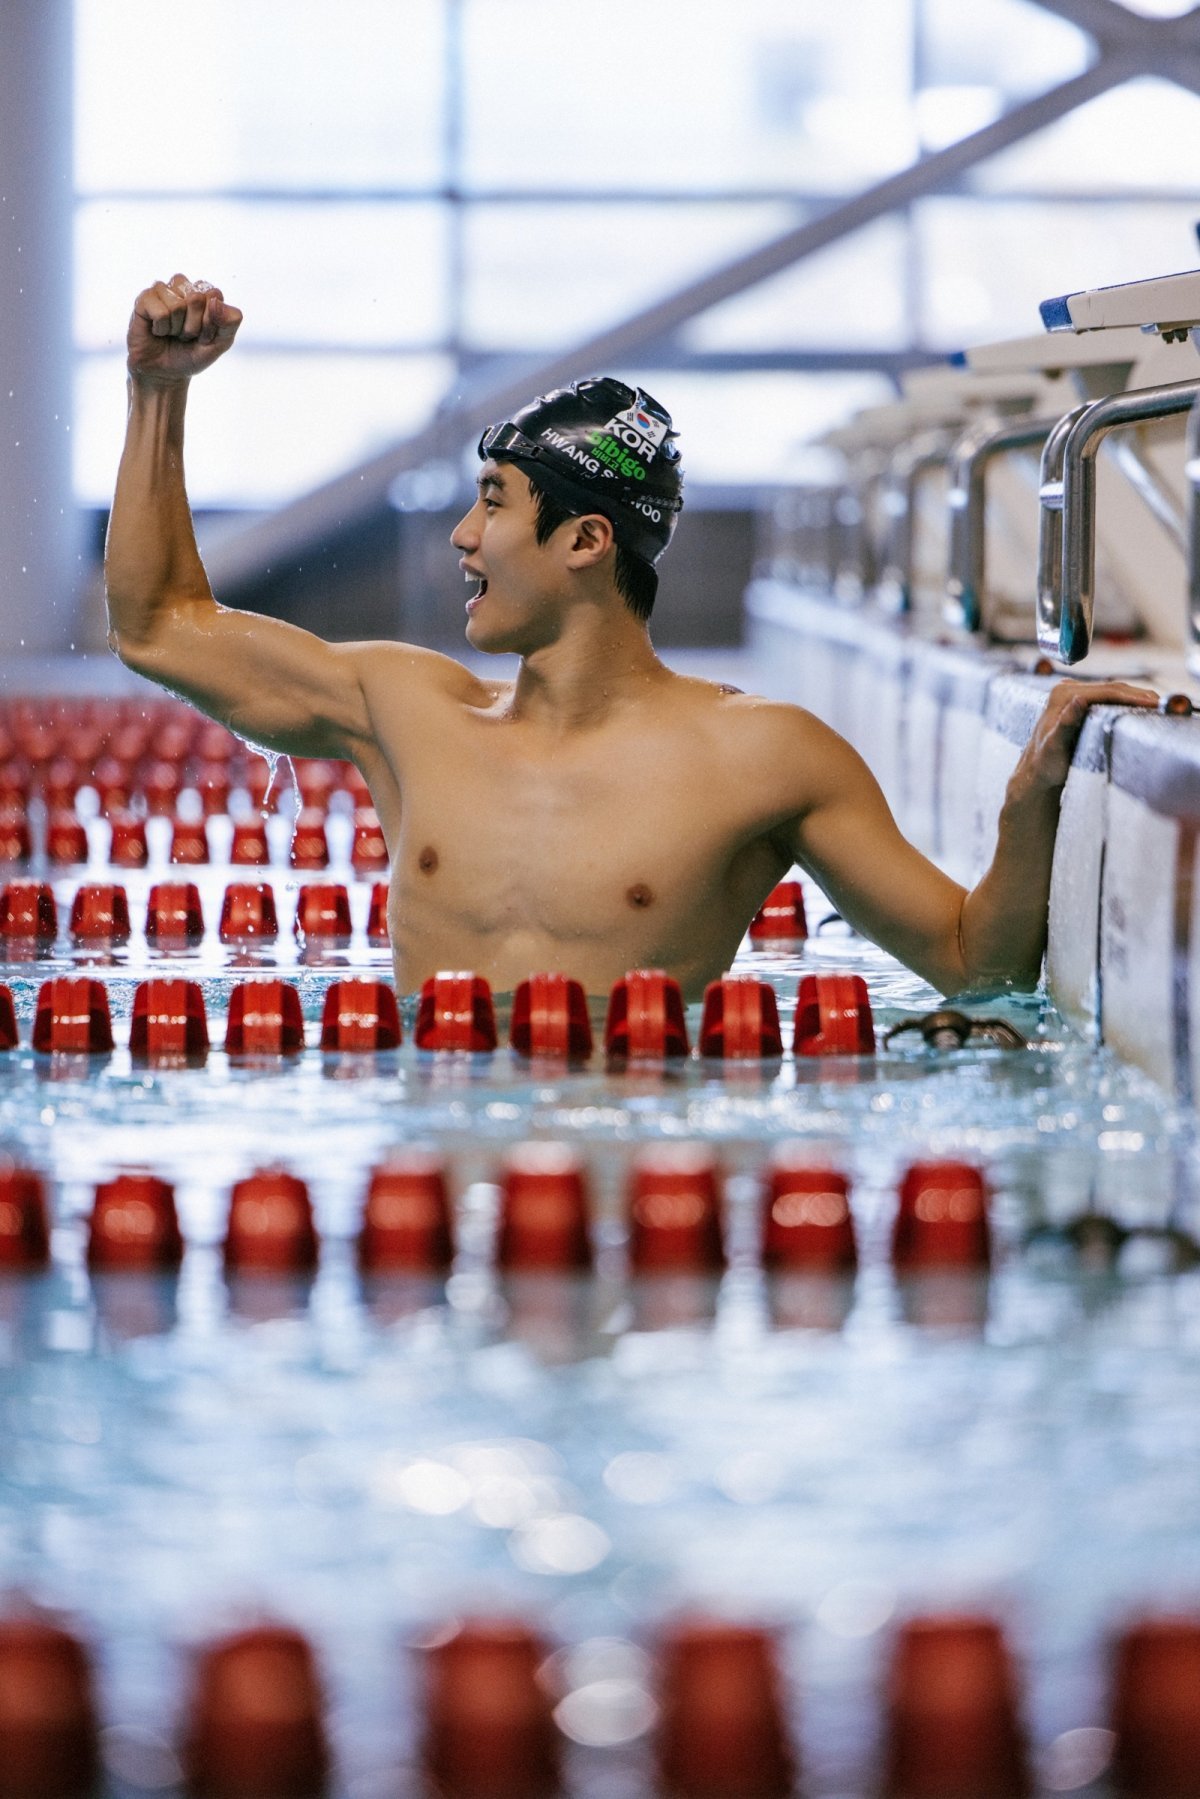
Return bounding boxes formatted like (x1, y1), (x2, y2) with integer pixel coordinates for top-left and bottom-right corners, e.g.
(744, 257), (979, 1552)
(418, 846), (439, 874)
(626, 882), (654, 909)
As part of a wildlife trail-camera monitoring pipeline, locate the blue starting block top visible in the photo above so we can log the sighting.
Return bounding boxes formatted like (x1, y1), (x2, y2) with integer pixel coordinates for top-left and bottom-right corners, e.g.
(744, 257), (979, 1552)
(1040, 268), (1200, 335)
(1039, 292), (1075, 332)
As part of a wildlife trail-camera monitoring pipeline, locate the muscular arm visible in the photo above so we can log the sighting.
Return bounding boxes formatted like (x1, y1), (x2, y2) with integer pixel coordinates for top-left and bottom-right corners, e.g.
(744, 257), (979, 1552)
(105, 275), (375, 760)
(785, 727), (972, 994)
(784, 680), (1157, 995)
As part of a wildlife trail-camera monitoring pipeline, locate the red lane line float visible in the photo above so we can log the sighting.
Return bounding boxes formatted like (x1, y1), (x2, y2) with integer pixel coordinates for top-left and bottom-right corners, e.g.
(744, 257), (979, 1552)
(129, 979), (210, 1065)
(655, 1619), (795, 1799)
(414, 971), (497, 1052)
(419, 1619), (560, 1799)
(761, 1155), (856, 1273)
(0, 1614), (101, 1798)
(748, 878), (808, 942)
(0, 810), (32, 865)
(1111, 1616), (1200, 1796)
(289, 808), (329, 870)
(155, 719), (195, 763)
(44, 811), (88, 866)
(350, 808), (388, 874)
(31, 978), (114, 1055)
(792, 972), (875, 1056)
(319, 978), (401, 1051)
(343, 764), (371, 807)
(193, 763), (230, 818)
(357, 1151), (454, 1274)
(604, 968), (689, 1060)
(0, 1165), (51, 1271)
(68, 883), (131, 945)
(169, 816), (210, 864)
(224, 981), (305, 1057)
(145, 880), (206, 943)
(496, 1142), (593, 1272)
(87, 1172), (184, 1272)
(109, 722), (150, 764)
(0, 881), (57, 945)
(365, 880), (390, 943)
(142, 759), (182, 814)
(699, 975), (783, 1059)
(196, 721), (237, 764)
(881, 1614), (1031, 1798)
(294, 758), (338, 811)
(892, 1161), (991, 1272)
(0, 763), (29, 809)
(0, 987), (17, 1052)
(509, 972), (593, 1060)
(218, 883), (279, 943)
(243, 755), (285, 813)
(224, 1169), (319, 1274)
(627, 1144), (725, 1274)
(42, 762), (80, 812)
(12, 726), (60, 765)
(92, 757), (133, 815)
(182, 1625), (330, 1799)
(230, 819), (270, 866)
(294, 883), (352, 946)
(107, 812), (148, 868)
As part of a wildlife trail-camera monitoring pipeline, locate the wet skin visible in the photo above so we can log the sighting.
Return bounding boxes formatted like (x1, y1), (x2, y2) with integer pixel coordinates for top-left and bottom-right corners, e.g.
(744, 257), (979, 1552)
(363, 653), (802, 999)
(104, 275), (1162, 1001)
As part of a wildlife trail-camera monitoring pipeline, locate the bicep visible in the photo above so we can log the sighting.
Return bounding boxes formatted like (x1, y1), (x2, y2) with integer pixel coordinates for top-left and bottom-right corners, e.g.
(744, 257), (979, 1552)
(117, 600), (375, 760)
(788, 733), (969, 993)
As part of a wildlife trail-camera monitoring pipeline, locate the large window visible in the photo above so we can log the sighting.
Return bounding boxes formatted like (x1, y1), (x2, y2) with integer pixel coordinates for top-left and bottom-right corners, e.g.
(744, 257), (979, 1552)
(74, 0), (1200, 506)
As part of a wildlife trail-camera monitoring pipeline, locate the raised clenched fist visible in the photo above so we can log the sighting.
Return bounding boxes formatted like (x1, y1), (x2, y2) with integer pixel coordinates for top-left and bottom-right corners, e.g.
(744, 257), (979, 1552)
(126, 273), (242, 385)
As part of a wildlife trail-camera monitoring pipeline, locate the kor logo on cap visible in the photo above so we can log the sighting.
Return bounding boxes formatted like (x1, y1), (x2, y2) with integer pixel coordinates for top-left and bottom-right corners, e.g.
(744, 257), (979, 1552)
(603, 398), (669, 464)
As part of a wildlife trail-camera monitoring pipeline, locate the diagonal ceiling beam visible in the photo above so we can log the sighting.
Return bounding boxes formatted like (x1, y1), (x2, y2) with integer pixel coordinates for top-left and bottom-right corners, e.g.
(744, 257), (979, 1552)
(1031, 0), (1200, 97)
(1144, 55), (1200, 95)
(205, 55), (1137, 590)
(1032, 0), (1200, 49)
(1032, 0), (1175, 44)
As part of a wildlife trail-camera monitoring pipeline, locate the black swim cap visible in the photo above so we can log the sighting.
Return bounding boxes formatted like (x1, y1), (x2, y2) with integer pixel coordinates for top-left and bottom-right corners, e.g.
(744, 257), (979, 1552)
(478, 376), (684, 565)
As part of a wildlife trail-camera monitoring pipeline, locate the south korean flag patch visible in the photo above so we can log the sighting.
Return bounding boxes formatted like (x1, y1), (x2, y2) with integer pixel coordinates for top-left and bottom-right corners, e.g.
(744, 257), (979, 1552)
(604, 392), (670, 464)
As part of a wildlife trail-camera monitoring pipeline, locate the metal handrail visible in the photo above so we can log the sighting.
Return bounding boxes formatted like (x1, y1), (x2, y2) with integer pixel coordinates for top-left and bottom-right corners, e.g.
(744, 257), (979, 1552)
(826, 487), (861, 599)
(875, 430), (955, 615)
(838, 450), (900, 598)
(1036, 400), (1094, 659)
(945, 415), (1060, 634)
(1039, 378), (1200, 665)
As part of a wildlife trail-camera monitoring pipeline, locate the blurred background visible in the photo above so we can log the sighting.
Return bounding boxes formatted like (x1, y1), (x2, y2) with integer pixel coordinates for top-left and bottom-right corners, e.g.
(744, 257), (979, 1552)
(4, 0), (1200, 661)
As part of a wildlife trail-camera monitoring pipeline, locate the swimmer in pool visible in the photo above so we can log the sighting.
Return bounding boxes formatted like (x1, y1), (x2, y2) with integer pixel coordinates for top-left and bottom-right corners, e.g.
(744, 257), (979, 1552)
(105, 275), (1159, 1001)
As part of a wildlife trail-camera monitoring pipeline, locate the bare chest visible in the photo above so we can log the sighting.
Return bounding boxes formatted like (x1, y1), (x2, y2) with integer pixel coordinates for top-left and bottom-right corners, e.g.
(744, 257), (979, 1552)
(391, 723), (768, 936)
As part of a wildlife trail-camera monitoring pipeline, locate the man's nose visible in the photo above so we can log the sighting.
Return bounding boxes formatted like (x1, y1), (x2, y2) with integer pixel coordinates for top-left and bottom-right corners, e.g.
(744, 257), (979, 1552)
(450, 506), (477, 551)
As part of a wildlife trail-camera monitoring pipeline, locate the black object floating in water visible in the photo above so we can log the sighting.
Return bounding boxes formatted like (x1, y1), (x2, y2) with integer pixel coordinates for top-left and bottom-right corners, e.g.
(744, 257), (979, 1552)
(885, 1008), (1027, 1051)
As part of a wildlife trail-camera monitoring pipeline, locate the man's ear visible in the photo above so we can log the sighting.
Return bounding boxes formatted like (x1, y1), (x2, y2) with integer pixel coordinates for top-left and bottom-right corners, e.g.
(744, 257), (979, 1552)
(565, 513), (615, 568)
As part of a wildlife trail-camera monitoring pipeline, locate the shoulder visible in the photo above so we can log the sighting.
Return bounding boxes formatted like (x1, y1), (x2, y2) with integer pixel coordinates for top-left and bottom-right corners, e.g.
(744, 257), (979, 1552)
(676, 677), (850, 754)
(345, 640), (509, 711)
(670, 679), (874, 808)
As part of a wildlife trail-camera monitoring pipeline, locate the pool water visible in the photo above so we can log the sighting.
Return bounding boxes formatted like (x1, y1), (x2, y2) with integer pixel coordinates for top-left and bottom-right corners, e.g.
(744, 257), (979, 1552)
(2, 841), (1199, 1796)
